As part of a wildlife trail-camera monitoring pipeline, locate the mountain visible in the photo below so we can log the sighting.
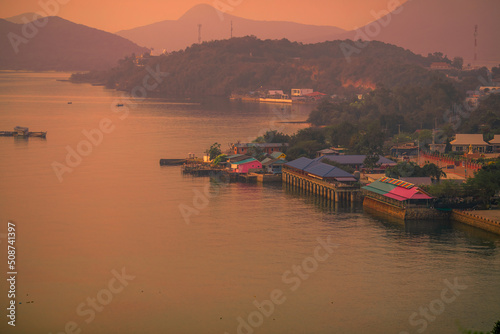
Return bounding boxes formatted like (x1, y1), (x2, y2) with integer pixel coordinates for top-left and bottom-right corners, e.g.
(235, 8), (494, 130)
(116, 4), (346, 53)
(336, 0), (500, 62)
(5, 12), (44, 24)
(71, 37), (446, 98)
(0, 16), (149, 71)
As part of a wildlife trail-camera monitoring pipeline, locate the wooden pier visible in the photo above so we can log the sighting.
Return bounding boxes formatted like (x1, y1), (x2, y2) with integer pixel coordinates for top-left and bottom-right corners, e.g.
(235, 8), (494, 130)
(282, 169), (360, 203)
(1, 126), (47, 138)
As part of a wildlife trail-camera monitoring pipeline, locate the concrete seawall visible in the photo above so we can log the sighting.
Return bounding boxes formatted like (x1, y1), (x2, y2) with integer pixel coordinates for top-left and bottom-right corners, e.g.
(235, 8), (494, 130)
(451, 210), (500, 235)
(363, 197), (406, 220)
(363, 197), (450, 221)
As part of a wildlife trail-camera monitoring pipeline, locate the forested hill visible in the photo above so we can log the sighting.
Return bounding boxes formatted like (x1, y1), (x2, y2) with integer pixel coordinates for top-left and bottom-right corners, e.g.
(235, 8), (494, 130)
(70, 37), (456, 97)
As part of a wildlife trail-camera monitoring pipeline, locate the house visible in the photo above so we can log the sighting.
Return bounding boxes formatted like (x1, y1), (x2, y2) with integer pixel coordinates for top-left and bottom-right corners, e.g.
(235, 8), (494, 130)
(479, 86), (500, 96)
(231, 158), (262, 173)
(284, 157), (357, 183)
(362, 177), (439, 220)
(261, 158), (287, 174)
(267, 90), (284, 97)
(450, 134), (490, 153)
(390, 143), (419, 157)
(269, 151), (286, 160)
(315, 155), (396, 171)
(223, 154), (252, 165)
(316, 147), (347, 157)
(489, 135), (500, 152)
(231, 143), (288, 155)
(291, 88), (314, 97)
(430, 62), (452, 70)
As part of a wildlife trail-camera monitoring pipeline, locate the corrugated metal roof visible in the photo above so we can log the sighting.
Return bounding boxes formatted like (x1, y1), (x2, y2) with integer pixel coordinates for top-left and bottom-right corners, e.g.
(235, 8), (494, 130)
(232, 158), (258, 165)
(363, 178), (433, 201)
(270, 152), (285, 159)
(262, 158), (287, 166)
(335, 177), (358, 182)
(284, 157), (317, 170)
(305, 163), (355, 178)
(362, 180), (397, 193)
(316, 155), (396, 166)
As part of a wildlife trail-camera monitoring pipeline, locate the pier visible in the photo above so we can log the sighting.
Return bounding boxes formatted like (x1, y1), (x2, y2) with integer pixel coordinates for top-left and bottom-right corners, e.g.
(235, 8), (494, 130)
(0, 126), (47, 138)
(282, 169), (360, 203)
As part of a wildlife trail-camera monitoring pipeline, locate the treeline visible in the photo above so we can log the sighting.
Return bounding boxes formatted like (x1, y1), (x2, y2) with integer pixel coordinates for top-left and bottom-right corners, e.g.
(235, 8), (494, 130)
(254, 126), (387, 161)
(72, 36), (465, 97)
(308, 83), (500, 138)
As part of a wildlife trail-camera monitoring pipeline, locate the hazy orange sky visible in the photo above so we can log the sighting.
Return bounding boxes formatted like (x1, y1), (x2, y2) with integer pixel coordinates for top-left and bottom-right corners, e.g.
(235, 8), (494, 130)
(0, 0), (409, 32)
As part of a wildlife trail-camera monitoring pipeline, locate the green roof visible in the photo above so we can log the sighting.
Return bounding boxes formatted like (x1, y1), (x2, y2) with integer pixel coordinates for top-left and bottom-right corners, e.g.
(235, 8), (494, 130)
(232, 158), (258, 165)
(362, 180), (397, 195)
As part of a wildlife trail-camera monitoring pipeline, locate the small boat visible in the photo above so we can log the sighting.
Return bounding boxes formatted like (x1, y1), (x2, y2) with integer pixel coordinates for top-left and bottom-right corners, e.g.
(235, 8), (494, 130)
(29, 131), (47, 138)
(14, 126), (29, 136)
(159, 159), (188, 166)
(116, 103), (124, 107)
(68, 102), (72, 104)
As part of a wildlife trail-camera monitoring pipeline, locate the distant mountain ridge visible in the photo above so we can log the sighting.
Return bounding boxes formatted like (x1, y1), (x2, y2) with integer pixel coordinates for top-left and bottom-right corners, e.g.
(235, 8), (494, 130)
(116, 4), (346, 53)
(0, 16), (148, 71)
(117, 2), (500, 62)
(335, 0), (500, 62)
(5, 12), (44, 24)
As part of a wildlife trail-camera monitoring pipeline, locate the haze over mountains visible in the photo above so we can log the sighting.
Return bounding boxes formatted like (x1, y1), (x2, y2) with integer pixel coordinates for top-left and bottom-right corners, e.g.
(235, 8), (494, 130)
(338, 0), (500, 63)
(1, 1), (499, 71)
(118, 1), (500, 62)
(0, 16), (148, 70)
(116, 4), (346, 53)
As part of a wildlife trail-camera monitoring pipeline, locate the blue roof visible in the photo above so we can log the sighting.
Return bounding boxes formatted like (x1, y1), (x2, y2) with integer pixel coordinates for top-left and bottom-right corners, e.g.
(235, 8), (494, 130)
(284, 157), (317, 170)
(304, 162), (355, 178)
(285, 157), (356, 180)
(315, 155), (396, 165)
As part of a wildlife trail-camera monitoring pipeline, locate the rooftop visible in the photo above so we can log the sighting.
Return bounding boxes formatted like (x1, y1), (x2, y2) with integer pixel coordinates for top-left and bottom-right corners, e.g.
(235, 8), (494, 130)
(316, 155), (396, 166)
(450, 134), (490, 146)
(231, 158), (258, 165)
(234, 143), (288, 148)
(284, 157), (357, 181)
(362, 177), (433, 201)
(489, 135), (500, 145)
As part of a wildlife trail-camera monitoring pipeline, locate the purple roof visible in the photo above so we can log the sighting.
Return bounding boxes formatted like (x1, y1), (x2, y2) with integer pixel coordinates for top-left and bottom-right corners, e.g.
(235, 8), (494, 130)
(316, 155), (396, 166)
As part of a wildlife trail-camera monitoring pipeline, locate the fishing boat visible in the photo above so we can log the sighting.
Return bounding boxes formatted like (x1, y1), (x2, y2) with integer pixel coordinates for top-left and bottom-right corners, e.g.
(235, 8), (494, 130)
(28, 131), (47, 138)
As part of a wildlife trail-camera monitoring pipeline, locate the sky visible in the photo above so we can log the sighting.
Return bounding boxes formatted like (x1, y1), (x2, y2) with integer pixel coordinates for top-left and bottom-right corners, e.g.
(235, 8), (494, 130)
(0, 0), (409, 32)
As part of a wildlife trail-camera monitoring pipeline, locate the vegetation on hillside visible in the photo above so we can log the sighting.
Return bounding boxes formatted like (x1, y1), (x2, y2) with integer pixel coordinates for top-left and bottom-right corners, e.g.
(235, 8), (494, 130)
(72, 37), (456, 97)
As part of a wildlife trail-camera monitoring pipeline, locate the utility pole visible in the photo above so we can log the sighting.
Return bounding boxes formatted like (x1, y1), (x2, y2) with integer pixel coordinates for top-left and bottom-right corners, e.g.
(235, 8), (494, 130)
(396, 124), (401, 161)
(198, 24), (202, 44)
(474, 24), (478, 62)
(417, 137), (420, 166)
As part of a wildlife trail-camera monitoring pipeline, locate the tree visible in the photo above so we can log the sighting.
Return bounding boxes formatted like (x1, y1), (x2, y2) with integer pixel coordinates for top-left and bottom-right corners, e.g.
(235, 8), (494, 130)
(262, 130), (290, 143)
(466, 162), (500, 206)
(206, 142), (222, 160)
(452, 57), (464, 70)
(363, 152), (380, 171)
(422, 163), (446, 182)
(212, 154), (227, 165)
(385, 161), (422, 178)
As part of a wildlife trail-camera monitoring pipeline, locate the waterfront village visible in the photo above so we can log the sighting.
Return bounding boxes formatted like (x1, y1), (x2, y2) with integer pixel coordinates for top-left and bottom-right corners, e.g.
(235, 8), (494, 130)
(161, 130), (500, 236)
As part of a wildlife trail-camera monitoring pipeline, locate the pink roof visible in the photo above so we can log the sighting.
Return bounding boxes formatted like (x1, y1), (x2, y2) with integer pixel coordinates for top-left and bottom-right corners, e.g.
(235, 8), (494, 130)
(386, 186), (433, 201)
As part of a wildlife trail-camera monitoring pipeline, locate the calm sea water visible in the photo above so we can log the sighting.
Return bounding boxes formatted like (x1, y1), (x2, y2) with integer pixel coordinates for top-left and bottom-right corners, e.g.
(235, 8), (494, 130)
(0, 72), (499, 334)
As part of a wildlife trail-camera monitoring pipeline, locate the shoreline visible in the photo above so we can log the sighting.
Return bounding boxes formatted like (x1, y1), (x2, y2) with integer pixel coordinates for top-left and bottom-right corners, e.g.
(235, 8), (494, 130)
(451, 209), (500, 235)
